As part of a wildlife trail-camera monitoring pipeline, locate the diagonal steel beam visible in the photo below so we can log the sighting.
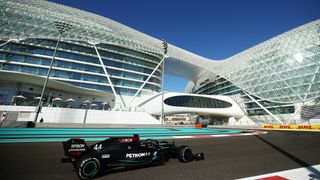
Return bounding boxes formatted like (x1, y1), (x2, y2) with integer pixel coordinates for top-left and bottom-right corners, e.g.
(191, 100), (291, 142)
(244, 91), (284, 125)
(126, 54), (169, 109)
(91, 42), (125, 109)
(34, 21), (73, 122)
(0, 38), (20, 47)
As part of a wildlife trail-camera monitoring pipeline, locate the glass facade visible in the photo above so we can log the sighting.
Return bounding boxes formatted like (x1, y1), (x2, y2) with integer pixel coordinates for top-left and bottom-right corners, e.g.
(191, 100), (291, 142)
(0, 0), (192, 109)
(194, 76), (295, 116)
(0, 0), (319, 122)
(211, 21), (320, 104)
(0, 39), (162, 96)
(164, 95), (232, 108)
(191, 20), (320, 123)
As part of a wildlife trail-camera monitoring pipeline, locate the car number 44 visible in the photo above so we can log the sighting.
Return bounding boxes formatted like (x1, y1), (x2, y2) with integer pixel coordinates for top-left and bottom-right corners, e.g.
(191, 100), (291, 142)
(94, 144), (102, 151)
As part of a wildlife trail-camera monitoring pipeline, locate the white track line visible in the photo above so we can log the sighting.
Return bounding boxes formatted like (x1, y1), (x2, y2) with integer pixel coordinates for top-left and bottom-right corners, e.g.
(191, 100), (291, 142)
(238, 164), (320, 180)
(172, 131), (267, 139)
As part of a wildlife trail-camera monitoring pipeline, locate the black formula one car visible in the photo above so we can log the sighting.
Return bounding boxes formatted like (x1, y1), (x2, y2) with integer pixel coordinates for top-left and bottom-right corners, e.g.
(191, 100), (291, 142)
(61, 134), (204, 179)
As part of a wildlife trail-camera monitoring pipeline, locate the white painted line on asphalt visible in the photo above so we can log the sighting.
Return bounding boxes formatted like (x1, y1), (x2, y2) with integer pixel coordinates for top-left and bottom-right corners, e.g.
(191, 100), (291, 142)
(171, 131), (268, 140)
(251, 131), (267, 135)
(173, 136), (193, 139)
(238, 133), (254, 136)
(238, 164), (320, 180)
(211, 134), (229, 137)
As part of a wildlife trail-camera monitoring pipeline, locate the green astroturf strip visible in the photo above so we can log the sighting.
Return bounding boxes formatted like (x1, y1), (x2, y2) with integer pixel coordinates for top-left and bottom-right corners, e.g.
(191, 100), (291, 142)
(0, 136), (176, 143)
(0, 128), (243, 143)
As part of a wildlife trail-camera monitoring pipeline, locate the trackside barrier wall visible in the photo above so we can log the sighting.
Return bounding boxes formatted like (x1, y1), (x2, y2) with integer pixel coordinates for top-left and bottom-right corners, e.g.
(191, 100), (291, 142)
(262, 125), (320, 130)
(0, 106), (161, 124)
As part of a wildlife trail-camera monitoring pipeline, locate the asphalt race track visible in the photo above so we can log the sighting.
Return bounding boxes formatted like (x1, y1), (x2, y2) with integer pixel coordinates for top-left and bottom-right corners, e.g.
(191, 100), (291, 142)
(0, 131), (320, 180)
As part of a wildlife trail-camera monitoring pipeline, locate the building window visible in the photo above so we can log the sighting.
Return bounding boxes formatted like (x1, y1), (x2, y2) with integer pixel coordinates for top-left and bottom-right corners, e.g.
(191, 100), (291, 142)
(164, 95), (232, 108)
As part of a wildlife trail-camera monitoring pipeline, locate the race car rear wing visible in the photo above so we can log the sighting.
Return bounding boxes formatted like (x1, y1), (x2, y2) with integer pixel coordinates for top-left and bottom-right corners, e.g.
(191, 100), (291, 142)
(61, 138), (88, 162)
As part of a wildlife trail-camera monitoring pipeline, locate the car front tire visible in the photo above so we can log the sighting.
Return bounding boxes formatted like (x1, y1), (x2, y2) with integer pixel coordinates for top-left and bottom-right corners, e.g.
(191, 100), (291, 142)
(177, 145), (194, 163)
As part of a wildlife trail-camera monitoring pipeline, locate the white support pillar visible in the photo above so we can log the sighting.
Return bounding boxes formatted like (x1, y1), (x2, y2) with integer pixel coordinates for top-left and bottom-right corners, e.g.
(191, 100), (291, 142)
(126, 54), (169, 109)
(244, 91), (284, 125)
(287, 99), (316, 125)
(91, 43), (125, 109)
(34, 34), (62, 122)
(286, 104), (301, 125)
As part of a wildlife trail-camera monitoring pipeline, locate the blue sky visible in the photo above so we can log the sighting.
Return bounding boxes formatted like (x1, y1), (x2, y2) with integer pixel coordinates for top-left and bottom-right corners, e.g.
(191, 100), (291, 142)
(49, 0), (320, 92)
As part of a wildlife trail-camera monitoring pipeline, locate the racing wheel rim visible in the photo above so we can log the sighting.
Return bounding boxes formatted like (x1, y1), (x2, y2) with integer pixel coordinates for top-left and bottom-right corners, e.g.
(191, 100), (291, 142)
(77, 157), (100, 179)
(82, 160), (98, 176)
(177, 145), (194, 163)
(182, 147), (193, 162)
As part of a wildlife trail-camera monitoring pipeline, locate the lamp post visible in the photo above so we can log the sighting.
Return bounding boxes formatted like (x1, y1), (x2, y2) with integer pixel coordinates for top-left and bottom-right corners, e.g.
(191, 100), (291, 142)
(34, 21), (72, 122)
(161, 40), (168, 125)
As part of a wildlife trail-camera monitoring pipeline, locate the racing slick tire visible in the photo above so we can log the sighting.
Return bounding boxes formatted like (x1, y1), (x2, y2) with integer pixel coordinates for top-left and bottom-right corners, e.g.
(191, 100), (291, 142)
(76, 155), (101, 180)
(177, 145), (194, 163)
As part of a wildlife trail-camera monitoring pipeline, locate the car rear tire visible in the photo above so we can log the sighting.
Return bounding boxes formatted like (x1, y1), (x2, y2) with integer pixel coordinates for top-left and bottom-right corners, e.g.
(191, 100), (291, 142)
(76, 155), (100, 180)
(177, 145), (194, 163)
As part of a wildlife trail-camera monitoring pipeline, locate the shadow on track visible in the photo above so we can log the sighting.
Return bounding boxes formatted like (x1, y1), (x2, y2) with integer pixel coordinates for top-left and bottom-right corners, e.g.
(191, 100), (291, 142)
(254, 134), (320, 178)
(95, 163), (164, 179)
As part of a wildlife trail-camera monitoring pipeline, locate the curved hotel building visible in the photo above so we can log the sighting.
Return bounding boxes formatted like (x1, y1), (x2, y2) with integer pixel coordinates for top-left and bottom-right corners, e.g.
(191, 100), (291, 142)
(0, 0), (319, 125)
